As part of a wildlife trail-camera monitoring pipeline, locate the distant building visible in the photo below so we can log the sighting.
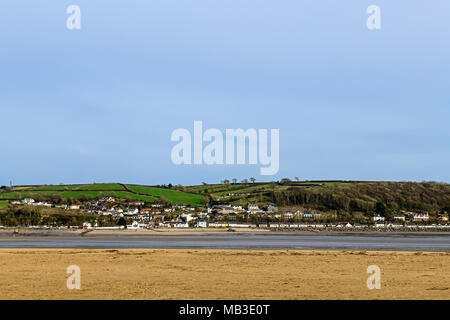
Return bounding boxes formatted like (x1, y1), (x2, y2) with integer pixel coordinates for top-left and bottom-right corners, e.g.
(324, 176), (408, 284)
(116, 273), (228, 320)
(303, 211), (313, 219)
(130, 201), (145, 206)
(372, 214), (385, 222)
(99, 197), (115, 203)
(197, 221), (208, 228)
(408, 213), (429, 222)
(284, 211), (293, 218)
(232, 205), (244, 212)
(174, 222), (189, 228)
(248, 204), (261, 213)
(298, 210), (323, 220)
(22, 198), (35, 205)
(82, 222), (92, 229)
(312, 211), (323, 220)
(213, 205), (235, 215)
(198, 212), (209, 218)
(180, 213), (195, 222)
(125, 208), (139, 215)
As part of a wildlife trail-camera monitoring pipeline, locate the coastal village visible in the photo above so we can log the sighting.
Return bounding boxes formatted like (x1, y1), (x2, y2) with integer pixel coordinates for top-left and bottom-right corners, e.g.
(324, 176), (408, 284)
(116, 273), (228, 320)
(3, 195), (449, 231)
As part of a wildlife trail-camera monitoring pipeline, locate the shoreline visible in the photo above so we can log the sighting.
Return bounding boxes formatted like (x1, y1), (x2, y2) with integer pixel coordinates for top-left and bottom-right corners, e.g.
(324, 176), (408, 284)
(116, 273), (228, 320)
(0, 229), (449, 251)
(1, 227), (450, 237)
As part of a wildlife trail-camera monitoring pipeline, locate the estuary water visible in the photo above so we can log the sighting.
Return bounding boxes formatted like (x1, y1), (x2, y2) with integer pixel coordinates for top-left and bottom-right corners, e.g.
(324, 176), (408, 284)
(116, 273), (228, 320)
(0, 232), (449, 251)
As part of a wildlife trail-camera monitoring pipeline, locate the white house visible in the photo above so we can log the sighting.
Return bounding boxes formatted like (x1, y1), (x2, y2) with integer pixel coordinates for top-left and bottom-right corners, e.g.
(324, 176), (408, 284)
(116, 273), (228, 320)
(174, 222), (189, 228)
(312, 211), (323, 220)
(303, 211), (313, 219)
(372, 214), (385, 222)
(22, 198), (35, 205)
(125, 208), (139, 215)
(393, 214), (405, 221)
(180, 213), (195, 222)
(127, 221), (147, 229)
(82, 222), (92, 229)
(208, 222), (229, 228)
(100, 197), (115, 202)
(197, 221), (208, 228)
(409, 213), (429, 222)
(284, 211), (293, 218)
(214, 205), (234, 215)
(248, 204), (260, 213)
(228, 223), (253, 228)
(130, 201), (145, 207)
(198, 212), (209, 218)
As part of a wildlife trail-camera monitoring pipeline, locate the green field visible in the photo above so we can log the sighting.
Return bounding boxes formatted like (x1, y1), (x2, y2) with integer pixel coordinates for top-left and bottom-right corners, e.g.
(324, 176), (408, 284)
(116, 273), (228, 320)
(0, 184), (203, 206)
(0, 191), (60, 199)
(0, 200), (9, 209)
(60, 191), (105, 198)
(126, 185), (205, 206)
(76, 184), (125, 191)
(21, 185), (81, 191)
(21, 183), (125, 192)
(184, 183), (256, 194)
(113, 191), (156, 202)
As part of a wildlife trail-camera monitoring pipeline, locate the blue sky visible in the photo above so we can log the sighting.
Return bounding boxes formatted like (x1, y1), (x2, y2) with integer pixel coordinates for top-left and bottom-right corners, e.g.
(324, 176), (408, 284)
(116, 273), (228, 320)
(1, 1), (449, 185)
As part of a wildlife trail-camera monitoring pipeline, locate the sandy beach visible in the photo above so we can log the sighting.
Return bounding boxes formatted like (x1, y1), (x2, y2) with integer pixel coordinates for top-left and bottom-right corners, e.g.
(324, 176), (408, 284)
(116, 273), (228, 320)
(0, 249), (449, 300)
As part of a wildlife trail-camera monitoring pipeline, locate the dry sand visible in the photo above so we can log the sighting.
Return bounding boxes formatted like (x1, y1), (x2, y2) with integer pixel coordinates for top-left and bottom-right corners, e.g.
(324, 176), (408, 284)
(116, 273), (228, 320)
(0, 249), (449, 300)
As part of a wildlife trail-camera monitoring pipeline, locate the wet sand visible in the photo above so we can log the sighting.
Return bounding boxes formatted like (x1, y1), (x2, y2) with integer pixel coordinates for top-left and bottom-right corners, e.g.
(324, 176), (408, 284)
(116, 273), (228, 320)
(1, 230), (449, 250)
(0, 249), (449, 300)
(0, 228), (268, 237)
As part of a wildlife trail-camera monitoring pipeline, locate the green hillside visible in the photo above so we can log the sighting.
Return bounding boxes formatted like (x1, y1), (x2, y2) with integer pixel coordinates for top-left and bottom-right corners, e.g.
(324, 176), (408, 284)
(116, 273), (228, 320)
(126, 185), (205, 206)
(0, 200), (9, 209)
(23, 183), (125, 191)
(0, 183), (204, 206)
(189, 180), (450, 215)
(2, 181), (449, 214)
